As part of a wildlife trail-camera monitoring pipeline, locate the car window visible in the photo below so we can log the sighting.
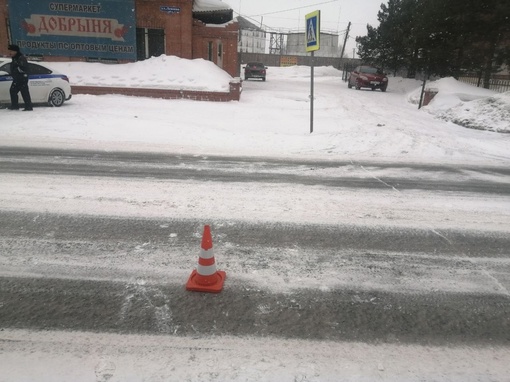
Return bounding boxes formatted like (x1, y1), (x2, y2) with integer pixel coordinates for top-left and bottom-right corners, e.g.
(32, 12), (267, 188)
(361, 67), (379, 74)
(248, 63), (264, 68)
(28, 63), (52, 75)
(0, 62), (52, 75)
(0, 63), (11, 74)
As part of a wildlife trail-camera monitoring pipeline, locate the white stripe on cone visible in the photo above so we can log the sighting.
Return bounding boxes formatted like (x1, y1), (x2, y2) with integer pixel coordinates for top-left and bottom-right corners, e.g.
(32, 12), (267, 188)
(197, 248), (217, 276)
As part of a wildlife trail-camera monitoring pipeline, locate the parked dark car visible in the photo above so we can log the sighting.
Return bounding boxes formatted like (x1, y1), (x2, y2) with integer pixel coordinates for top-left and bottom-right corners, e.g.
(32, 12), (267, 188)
(348, 65), (388, 92)
(243, 62), (267, 81)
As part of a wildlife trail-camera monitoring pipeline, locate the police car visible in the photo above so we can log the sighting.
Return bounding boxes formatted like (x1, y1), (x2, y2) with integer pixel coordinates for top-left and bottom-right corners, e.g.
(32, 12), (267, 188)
(0, 58), (72, 107)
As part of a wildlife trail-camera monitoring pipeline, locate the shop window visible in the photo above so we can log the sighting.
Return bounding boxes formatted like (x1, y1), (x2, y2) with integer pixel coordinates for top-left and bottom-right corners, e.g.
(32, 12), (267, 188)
(136, 28), (165, 60)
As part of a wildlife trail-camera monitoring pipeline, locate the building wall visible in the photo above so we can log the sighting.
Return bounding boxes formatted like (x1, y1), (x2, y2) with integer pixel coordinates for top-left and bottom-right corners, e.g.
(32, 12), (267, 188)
(0, 0), (238, 77)
(0, 0), (8, 55)
(136, 0), (193, 59)
(286, 33), (341, 58)
(239, 52), (355, 70)
(192, 19), (238, 78)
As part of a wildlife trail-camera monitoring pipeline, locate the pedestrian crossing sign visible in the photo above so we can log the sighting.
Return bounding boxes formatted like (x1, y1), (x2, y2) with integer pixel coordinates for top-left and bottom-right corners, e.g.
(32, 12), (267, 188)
(305, 10), (320, 52)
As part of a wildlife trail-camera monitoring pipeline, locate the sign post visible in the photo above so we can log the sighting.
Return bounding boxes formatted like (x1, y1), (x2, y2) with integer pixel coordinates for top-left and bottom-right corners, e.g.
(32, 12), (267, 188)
(305, 11), (320, 134)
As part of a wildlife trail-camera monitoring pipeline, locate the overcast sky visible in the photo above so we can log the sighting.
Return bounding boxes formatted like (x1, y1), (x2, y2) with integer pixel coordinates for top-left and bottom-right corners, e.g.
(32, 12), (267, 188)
(222, 0), (386, 57)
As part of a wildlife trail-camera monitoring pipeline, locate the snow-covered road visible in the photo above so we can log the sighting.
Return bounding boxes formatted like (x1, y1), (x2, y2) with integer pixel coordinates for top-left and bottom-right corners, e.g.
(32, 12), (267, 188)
(1, 61), (509, 381)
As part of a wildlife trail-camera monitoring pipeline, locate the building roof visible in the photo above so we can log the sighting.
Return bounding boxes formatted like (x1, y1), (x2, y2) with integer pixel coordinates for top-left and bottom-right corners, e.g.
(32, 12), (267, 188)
(193, 0), (231, 12)
(237, 16), (265, 32)
(192, 0), (233, 24)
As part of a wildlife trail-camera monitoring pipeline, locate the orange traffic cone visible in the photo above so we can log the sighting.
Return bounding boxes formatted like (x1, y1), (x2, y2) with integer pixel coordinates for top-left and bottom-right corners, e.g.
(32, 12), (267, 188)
(186, 225), (226, 293)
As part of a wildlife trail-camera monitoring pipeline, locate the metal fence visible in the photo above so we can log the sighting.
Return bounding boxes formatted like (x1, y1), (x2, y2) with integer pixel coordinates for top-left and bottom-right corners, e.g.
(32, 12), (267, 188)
(457, 75), (510, 93)
(342, 63), (357, 81)
(238, 55), (510, 93)
(238, 52), (360, 75)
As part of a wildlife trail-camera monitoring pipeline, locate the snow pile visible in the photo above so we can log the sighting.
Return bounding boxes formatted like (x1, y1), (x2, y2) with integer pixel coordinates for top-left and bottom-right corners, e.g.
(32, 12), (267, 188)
(266, 65), (342, 81)
(387, 76), (423, 94)
(407, 77), (509, 133)
(437, 91), (510, 133)
(45, 55), (233, 92)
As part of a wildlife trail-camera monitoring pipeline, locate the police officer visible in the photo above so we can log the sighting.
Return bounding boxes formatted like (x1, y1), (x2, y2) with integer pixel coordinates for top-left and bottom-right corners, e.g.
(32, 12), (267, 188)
(7, 44), (33, 111)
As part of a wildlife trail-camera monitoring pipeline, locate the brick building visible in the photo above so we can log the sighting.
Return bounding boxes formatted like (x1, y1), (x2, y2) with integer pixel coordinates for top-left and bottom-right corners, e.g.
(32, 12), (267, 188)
(0, 0), (239, 77)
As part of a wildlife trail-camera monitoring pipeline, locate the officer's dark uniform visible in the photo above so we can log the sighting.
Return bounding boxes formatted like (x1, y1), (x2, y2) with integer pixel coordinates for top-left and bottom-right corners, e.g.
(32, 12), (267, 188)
(7, 44), (33, 111)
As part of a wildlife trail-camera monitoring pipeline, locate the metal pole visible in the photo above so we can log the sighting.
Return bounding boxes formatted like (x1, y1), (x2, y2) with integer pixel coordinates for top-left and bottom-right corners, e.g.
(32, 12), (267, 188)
(418, 76), (427, 109)
(340, 21), (351, 60)
(310, 51), (314, 134)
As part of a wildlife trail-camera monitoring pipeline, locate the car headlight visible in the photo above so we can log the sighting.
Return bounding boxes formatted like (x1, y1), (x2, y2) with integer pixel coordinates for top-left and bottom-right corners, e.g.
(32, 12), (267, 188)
(382, 78), (388, 81)
(360, 76), (368, 80)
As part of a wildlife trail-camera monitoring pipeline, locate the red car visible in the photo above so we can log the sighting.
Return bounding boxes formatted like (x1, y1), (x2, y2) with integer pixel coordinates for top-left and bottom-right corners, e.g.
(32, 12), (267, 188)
(348, 65), (388, 92)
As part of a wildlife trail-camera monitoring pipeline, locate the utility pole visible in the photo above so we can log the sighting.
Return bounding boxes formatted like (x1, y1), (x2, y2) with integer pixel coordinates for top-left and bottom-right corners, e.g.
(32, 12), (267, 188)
(340, 21), (351, 60)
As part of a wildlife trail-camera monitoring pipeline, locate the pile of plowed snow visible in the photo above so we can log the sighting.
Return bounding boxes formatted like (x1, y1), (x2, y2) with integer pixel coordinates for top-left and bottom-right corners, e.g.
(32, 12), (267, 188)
(407, 77), (509, 133)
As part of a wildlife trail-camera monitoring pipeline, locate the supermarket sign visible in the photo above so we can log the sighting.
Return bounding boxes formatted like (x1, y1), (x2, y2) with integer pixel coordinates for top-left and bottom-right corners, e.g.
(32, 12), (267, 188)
(9, 0), (136, 59)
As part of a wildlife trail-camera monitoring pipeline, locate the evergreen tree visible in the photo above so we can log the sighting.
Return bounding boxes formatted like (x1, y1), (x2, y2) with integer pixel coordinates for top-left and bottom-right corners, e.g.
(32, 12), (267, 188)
(356, 0), (510, 82)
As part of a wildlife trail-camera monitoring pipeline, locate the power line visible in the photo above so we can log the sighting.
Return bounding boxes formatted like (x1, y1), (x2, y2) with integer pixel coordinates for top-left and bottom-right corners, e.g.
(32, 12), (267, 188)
(233, 12), (339, 35)
(248, 0), (339, 17)
(232, 1), (350, 36)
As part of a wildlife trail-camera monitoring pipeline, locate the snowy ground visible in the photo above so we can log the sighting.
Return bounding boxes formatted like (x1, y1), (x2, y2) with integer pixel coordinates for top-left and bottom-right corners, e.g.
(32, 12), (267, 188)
(1, 56), (509, 381)
(2, 328), (510, 382)
(1, 55), (509, 161)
